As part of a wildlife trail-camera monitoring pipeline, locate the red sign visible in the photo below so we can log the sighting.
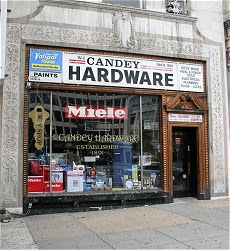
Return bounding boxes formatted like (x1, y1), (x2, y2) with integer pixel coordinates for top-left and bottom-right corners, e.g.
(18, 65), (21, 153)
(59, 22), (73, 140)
(65, 105), (127, 120)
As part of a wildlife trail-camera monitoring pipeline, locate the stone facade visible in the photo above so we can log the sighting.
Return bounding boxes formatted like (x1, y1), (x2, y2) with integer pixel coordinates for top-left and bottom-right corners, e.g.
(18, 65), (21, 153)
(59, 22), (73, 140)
(0, 0), (229, 211)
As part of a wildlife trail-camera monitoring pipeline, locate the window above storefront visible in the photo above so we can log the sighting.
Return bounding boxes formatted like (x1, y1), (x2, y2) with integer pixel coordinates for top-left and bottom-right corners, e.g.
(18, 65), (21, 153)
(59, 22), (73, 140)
(78, 0), (188, 15)
(166, 0), (188, 15)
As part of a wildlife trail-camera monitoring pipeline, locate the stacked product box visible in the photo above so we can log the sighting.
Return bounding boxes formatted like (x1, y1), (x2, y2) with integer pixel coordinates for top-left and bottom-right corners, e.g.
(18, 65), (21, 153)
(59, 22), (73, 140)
(66, 165), (84, 192)
(28, 159), (64, 192)
(28, 160), (43, 192)
(28, 176), (44, 192)
(29, 160), (40, 175)
(43, 171), (64, 192)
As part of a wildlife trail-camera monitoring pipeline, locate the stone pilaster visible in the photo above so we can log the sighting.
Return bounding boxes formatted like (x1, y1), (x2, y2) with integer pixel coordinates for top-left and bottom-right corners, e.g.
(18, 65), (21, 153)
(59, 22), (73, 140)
(224, 20), (230, 69)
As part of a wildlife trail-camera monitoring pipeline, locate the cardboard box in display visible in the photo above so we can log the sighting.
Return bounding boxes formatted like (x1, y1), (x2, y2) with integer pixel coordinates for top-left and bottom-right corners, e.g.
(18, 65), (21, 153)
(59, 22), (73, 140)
(28, 176), (44, 192)
(43, 181), (63, 192)
(38, 165), (50, 181)
(66, 171), (83, 192)
(29, 160), (40, 175)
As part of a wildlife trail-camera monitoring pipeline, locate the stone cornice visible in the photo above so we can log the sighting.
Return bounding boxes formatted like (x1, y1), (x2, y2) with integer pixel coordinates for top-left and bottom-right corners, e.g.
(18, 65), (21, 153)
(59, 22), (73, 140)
(40, 0), (198, 23)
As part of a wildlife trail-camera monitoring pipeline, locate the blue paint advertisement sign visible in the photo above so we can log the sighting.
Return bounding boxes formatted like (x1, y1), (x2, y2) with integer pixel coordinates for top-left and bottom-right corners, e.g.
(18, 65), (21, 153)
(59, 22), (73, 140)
(29, 49), (62, 72)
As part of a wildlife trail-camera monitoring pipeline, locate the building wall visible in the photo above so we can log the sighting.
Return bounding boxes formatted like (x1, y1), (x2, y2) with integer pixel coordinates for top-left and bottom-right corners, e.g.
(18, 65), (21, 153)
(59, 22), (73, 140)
(223, 0), (230, 196)
(1, 0), (229, 212)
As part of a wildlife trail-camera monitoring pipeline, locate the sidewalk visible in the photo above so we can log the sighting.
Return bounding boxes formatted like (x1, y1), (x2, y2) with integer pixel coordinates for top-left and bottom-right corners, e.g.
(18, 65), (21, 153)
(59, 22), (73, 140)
(1, 197), (229, 249)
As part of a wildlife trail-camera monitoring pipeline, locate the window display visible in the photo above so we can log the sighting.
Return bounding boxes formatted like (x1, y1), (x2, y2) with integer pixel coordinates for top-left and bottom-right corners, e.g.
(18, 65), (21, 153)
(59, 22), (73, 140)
(27, 91), (161, 193)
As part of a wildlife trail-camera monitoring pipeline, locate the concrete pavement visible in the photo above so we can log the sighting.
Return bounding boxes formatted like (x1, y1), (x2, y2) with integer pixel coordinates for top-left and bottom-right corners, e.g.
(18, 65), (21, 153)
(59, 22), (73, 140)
(1, 197), (229, 249)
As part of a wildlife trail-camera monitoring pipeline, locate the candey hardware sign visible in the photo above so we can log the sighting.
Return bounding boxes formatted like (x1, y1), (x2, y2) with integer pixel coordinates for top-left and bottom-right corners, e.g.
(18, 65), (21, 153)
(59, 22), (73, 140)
(29, 50), (204, 92)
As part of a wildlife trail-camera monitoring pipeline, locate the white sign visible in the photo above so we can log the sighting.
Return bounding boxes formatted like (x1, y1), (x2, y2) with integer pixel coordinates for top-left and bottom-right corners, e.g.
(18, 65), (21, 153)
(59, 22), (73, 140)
(62, 52), (204, 92)
(178, 63), (203, 92)
(29, 71), (62, 83)
(168, 113), (202, 122)
(63, 53), (178, 90)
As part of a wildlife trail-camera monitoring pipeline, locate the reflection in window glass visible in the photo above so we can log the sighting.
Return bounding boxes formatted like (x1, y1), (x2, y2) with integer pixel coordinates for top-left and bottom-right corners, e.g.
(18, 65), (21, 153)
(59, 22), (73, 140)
(27, 91), (161, 193)
(141, 96), (161, 188)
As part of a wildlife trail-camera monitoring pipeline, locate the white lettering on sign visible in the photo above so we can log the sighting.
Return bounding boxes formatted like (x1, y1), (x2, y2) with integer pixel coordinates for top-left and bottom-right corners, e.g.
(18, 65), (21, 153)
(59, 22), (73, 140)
(168, 113), (202, 122)
(34, 52), (58, 61)
(65, 106), (127, 120)
(28, 178), (42, 182)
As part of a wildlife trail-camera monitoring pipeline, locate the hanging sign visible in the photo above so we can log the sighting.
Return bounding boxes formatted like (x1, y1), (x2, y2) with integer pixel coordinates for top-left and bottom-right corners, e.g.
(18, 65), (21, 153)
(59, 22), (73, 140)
(29, 105), (50, 150)
(168, 113), (202, 122)
(29, 49), (62, 83)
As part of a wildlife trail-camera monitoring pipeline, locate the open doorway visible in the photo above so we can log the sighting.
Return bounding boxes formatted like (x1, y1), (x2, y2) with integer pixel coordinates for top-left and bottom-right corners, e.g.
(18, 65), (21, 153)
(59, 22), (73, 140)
(172, 127), (197, 198)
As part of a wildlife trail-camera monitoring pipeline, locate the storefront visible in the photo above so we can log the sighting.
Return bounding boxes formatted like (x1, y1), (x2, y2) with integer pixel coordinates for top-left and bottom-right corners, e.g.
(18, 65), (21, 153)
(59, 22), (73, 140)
(23, 46), (209, 213)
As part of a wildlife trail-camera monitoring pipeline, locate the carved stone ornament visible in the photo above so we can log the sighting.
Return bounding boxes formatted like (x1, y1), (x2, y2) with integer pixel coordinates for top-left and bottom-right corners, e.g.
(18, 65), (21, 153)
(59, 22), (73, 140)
(111, 11), (138, 49)
(224, 20), (230, 68)
(1, 17), (227, 206)
(164, 94), (208, 111)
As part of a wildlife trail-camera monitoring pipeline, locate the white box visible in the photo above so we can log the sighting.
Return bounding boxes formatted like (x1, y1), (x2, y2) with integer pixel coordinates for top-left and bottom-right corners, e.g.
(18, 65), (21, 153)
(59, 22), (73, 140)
(66, 171), (83, 192)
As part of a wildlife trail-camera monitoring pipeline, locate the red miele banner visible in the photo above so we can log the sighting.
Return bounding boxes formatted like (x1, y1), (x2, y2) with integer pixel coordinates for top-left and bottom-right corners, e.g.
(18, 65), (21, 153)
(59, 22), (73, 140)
(65, 105), (128, 120)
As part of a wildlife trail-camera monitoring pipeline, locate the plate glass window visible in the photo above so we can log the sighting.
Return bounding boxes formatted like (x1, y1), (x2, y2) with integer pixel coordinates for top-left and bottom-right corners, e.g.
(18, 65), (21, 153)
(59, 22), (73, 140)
(27, 91), (161, 193)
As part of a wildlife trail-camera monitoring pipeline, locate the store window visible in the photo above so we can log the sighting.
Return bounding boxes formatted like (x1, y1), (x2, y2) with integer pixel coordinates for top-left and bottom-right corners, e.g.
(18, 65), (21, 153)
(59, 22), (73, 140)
(27, 91), (161, 193)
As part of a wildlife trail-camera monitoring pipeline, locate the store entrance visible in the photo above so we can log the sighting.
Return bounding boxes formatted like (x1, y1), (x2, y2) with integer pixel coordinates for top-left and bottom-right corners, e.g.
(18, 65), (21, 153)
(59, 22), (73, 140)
(172, 127), (197, 198)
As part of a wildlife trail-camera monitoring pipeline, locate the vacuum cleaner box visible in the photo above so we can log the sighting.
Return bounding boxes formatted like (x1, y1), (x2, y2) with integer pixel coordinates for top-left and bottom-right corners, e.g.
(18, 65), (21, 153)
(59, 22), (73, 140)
(28, 176), (44, 192)
(43, 181), (63, 192)
(66, 171), (83, 192)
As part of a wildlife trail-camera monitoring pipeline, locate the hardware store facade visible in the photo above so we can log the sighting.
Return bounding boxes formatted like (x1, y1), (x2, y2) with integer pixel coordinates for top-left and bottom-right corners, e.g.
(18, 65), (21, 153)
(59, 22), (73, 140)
(0, 0), (229, 214)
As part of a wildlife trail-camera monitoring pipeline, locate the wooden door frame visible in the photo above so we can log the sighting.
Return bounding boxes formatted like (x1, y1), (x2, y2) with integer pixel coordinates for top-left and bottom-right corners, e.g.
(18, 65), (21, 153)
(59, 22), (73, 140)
(165, 116), (209, 199)
(168, 123), (202, 198)
(162, 93), (209, 199)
